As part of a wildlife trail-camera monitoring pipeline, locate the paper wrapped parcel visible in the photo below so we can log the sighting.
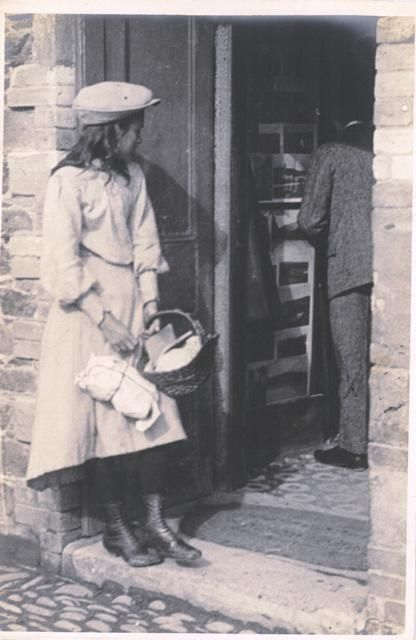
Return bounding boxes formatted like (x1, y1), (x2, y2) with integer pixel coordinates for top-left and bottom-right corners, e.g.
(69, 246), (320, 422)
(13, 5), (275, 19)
(75, 355), (161, 432)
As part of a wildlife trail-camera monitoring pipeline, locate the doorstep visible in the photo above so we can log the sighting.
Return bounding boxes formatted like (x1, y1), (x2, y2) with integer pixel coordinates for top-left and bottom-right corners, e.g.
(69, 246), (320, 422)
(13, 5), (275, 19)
(62, 527), (367, 634)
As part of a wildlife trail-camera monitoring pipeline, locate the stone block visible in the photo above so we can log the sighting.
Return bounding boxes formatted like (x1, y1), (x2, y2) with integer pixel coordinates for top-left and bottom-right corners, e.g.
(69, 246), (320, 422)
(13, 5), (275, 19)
(8, 151), (58, 197)
(0, 365), (36, 393)
(376, 44), (414, 71)
(40, 550), (61, 573)
(375, 71), (415, 99)
(34, 105), (76, 129)
(4, 31), (33, 69)
(0, 289), (36, 317)
(55, 85), (76, 108)
(47, 65), (75, 86)
(373, 128), (413, 155)
(368, 443), (408, 471)
(377, 18), (415, 44)
(368, 545), (406, 577)
(391, 155), (413, 180)
(369, 366), (410, 446)
(0, 399), (13, 431)
(3, 109), (36, 152)
(14, 481), (39, 507)
(384, 600), (405, 628)
(368, 573), (406, 602)
(14, 503), (49, 531)
(14, 339), (40, 361)
(373, 155), (390, 180)
(35, 128), (77, 151)
(10, 63), (48, 87)
(32, 15), (55, 67)
(39, 528), (81, 554)
(9, 236), (42, 257)
(372, 181), (413, 208)
(7, 85), (56, 108)
(55, 16), (77, 66)
(38, 483), (82, 512)
(1, 207), (33, 235)
(370, 342), (409, 372)
(369, 467), (408, 549)
(374, 97), (413, 126)
(47, 509), (81, 533)
(12, 320), (44, 341)
(3, 437), (29, 477)
(0, 322), (14, 356)
(11, 257), (40, 280)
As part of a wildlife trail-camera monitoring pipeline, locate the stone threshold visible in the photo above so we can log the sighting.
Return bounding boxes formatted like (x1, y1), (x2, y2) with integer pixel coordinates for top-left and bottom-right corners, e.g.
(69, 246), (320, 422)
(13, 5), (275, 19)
(62, 533), (367, 634)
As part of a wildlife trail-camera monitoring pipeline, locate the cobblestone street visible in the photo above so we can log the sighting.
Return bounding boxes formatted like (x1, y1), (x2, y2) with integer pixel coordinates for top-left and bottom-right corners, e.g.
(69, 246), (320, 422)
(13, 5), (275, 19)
(0, 560), (275, 634)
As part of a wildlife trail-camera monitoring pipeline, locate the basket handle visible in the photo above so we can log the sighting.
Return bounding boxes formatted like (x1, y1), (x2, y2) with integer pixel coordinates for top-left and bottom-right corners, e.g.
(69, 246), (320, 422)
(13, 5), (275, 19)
(144, 309), (203, 338)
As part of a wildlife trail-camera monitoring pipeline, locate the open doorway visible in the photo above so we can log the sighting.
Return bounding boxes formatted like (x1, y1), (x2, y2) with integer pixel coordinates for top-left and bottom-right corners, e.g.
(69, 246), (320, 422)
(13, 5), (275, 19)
(232, 16), (377, 477)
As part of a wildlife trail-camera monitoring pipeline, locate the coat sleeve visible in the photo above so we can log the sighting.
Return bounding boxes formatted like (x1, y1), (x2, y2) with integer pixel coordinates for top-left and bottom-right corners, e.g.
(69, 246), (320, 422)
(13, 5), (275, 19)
(129, 167), (169, 304)
(41, 172), (104, 325)
(297, 145), (334, 236)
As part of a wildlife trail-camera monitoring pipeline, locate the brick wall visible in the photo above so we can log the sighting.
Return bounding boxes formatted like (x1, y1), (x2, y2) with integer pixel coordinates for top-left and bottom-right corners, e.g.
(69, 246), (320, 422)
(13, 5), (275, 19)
(1, 14), (81, 571)
(366, 16), (414, 634)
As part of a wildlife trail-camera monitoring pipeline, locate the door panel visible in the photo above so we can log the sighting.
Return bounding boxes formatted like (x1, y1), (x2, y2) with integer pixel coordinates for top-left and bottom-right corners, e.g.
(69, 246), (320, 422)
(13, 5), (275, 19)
(83, 15), (215, 505)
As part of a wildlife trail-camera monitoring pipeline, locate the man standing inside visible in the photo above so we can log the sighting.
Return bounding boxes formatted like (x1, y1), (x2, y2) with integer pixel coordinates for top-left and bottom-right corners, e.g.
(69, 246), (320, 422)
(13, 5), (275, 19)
(298, 121), (373, 470)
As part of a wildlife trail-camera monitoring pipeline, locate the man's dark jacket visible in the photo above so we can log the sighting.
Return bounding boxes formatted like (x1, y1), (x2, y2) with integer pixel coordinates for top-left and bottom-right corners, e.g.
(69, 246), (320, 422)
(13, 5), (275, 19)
(298, 142), (373, 299)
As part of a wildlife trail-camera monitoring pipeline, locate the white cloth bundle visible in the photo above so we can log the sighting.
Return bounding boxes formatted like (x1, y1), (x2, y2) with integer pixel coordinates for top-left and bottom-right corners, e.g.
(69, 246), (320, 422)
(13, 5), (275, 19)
(144, 333), (202, 373)
(75, 355), (161, 432)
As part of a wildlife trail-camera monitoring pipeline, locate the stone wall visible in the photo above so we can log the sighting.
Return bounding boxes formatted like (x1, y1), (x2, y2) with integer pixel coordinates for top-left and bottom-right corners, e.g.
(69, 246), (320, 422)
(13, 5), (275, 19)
(1, 14), (81, 571)
(367, 16), (414, 634)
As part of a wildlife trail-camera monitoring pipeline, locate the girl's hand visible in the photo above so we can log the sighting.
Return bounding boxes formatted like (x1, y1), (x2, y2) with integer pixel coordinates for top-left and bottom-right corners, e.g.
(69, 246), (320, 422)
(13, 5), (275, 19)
(143, 300), (160, 335)
(99, 311), (137, 353)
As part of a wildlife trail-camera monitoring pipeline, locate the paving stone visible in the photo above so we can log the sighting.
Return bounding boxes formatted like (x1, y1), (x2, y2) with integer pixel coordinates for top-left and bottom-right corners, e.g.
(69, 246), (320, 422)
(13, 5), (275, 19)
(113, 603), (129, 612)
(26, 621), (51, 632)
(55, 583), (94, 598)
(7, 624), (26, 631)
(0, 601), (21, 614)
(22, 603), (55, 617)
(126, 616), (148, 625)
(8, 594), (23, 602)
(20, 576), (44, 590)
(87, 603), (116, 614)
(86, 619), (112, 633)
(61, 611), (87, 622)
(206, 620), (236, 633)
(26, 591), (38, 599)
(0, 571), (29, 583)
(159, 621), (188, 632)
(239, 629), (258, 634)
(171, 612), (196, 622)
(54, 619), (82, 632)
(120, 623), (148, 632)
(95, 612), (118, 624)
(36, 596), (57, 608)
(112, 594), (133, 606)
(149, 599), (167, 611)
(55, 595), (77, 606)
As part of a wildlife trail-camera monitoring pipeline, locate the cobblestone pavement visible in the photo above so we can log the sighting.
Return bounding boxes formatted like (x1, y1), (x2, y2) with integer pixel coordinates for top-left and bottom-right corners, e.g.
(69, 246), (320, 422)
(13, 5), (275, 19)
(0, 561), (276, 633)
(245, 448), (369, 520)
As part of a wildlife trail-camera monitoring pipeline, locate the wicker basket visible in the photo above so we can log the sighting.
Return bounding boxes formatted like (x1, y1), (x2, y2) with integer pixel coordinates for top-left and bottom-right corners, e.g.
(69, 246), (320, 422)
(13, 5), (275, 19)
(138, 309), (218, 397)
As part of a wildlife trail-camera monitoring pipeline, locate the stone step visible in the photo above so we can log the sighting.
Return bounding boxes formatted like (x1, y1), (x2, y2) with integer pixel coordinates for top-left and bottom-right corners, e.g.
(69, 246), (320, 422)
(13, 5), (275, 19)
(62, 535), (367, 634)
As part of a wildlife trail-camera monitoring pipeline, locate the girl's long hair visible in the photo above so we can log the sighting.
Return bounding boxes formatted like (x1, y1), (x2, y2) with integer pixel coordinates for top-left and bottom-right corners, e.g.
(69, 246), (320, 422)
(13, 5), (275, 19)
(51, 115), (140, 181)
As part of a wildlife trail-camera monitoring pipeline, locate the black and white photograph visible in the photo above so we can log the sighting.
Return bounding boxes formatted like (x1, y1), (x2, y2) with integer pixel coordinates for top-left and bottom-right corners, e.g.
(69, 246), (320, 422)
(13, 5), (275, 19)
(0, 0), (415, 637)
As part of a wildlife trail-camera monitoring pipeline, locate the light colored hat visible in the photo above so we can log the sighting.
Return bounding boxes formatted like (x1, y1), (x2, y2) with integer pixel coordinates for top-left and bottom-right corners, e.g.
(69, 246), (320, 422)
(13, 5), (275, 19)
(73, 81), (161, 126)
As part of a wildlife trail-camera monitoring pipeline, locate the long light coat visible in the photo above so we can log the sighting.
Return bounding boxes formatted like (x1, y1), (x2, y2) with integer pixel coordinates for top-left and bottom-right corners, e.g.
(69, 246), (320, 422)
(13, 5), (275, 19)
(27, 163), (186, 491)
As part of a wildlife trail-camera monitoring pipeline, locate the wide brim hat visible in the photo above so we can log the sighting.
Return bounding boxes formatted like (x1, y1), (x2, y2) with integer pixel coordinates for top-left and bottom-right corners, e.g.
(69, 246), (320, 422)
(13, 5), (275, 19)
(73, 81), (161, 126)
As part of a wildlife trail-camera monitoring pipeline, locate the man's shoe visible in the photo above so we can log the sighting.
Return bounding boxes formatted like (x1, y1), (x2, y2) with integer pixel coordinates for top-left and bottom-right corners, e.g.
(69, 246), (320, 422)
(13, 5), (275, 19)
(314, 445), (368, 470)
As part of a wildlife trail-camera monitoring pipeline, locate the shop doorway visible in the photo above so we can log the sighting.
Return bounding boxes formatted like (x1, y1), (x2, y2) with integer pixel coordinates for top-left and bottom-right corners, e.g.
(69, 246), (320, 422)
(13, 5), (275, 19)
(231, 16), (377, 478)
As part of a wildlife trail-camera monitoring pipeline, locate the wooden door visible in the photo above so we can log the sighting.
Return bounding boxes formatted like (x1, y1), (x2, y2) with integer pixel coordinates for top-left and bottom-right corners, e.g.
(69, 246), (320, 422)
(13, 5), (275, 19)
(83, 15), (215, 505)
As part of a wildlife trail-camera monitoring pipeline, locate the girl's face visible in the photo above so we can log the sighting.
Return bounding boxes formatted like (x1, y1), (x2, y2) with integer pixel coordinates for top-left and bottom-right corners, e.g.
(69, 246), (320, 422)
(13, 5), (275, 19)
(116, 112), (145, 160)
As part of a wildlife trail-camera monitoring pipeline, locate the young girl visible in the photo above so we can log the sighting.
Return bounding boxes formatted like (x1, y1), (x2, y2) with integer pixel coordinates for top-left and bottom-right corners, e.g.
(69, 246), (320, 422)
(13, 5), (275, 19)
(26, 81), (201, 566)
